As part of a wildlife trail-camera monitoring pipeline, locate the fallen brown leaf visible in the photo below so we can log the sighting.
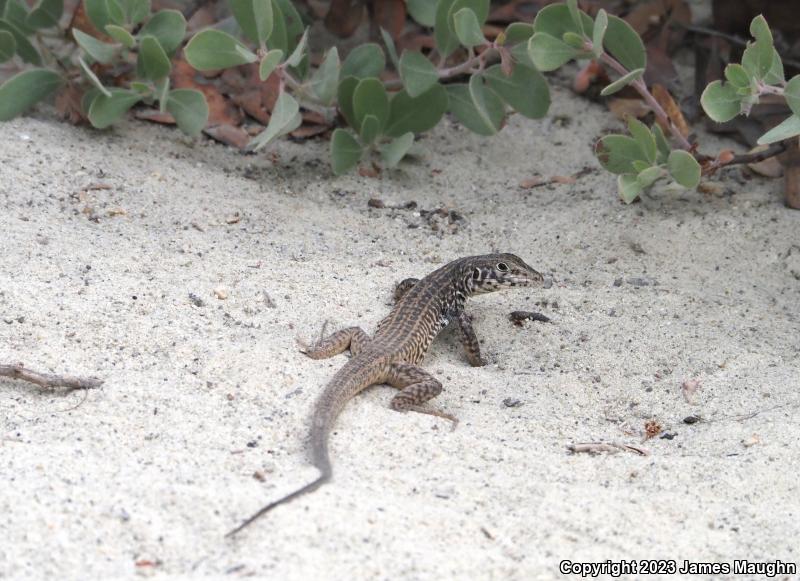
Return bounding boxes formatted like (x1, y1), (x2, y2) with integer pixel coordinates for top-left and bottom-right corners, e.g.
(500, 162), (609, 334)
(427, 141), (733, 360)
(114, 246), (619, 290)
(203, 124), (251, 149)
(608, 97), (651, 120)
(653, 83), (690, 138)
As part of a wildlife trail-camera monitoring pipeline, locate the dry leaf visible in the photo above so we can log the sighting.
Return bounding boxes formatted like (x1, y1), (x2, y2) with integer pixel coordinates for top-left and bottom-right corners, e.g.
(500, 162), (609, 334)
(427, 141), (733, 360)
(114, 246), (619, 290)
(653, 84), (690, 138)
(608, 97), (651, 120)
(203, 124), (250, 149)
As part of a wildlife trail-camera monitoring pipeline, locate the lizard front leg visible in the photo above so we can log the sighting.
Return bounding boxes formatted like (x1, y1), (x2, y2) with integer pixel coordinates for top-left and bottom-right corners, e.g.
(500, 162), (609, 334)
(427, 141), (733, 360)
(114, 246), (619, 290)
(386, 363), (458, 427)
(298, 326), (370, 359)
(455, 311), (487, 367)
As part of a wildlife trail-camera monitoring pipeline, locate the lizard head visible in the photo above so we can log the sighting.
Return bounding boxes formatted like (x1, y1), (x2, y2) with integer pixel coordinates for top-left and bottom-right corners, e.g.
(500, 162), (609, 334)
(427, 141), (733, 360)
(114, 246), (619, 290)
(467, 253), (545, 294)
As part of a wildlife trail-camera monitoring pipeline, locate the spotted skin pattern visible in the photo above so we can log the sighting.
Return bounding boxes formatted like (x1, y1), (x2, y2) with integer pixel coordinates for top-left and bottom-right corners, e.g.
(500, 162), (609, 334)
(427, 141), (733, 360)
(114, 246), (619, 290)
(227, 253), (544, 537)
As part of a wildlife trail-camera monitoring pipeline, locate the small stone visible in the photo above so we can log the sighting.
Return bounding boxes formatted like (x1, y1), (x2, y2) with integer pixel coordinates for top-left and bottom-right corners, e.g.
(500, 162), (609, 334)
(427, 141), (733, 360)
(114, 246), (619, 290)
(503, 397), (523, 408)
(188, 292), (205, 307)
(613, 278), (623, 287)
(213, 287), (228, 300)
(683, 415), (701, 424)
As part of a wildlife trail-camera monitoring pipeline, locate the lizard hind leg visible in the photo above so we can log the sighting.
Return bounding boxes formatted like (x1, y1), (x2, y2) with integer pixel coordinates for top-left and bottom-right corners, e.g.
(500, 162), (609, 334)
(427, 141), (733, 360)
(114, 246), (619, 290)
(297, 326), (371, 359)
(386, 363), (458, 429)
(393, 278), (420, 303)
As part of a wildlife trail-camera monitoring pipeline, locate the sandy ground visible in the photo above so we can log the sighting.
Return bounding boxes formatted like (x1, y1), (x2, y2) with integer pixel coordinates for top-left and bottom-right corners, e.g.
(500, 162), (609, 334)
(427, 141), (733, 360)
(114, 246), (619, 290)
(1, 78), (799, 580)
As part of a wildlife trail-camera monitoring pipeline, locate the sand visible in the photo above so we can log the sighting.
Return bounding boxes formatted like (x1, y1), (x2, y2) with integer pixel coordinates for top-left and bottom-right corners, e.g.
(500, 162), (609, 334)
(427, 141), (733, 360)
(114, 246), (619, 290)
(1, 81), (799, 579)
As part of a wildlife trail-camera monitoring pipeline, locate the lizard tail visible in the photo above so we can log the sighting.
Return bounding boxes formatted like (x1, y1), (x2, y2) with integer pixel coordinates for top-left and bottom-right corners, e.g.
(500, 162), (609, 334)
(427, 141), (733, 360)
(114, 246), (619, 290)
(225, 470), (331, 538)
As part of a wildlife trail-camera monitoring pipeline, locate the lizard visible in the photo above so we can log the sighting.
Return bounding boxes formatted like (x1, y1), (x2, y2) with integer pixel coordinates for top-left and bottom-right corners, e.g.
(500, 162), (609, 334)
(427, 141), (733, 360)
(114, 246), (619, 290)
(226, 253), (544, 537)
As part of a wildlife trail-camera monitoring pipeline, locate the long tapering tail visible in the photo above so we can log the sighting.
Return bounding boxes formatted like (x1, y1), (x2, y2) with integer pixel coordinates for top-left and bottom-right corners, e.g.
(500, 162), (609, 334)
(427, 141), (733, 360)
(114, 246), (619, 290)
(225, 469), (331, 538)
(226, 357), (376, 537)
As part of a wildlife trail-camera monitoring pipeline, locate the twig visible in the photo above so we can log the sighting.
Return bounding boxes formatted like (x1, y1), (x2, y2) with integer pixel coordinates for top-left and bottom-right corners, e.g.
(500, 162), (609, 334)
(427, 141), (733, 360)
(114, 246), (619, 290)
(0, 363), (103, 391)
(595, 47), (693, 151)
(567, 442), (650, 456)
(728, 142), (789, 166)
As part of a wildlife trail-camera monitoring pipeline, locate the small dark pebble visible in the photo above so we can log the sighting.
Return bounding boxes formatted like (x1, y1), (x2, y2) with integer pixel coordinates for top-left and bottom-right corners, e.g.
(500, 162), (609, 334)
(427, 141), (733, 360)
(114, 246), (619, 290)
(367, 198), (385, 208)
(246, 440), (258, 448)
(188, 292), (205, 307)
(509, 311), (551, 326)
(613, 278), (623, 287)
(503, 397), (523, 408)
(683, 415), (702, 424)
(660, 432), (676, 440)
(607, 308), (617, 317)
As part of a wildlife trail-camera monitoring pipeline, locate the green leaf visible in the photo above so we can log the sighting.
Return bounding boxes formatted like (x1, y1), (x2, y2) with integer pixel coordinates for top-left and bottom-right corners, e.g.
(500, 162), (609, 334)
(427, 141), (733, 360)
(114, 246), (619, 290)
(618, 174), (642, 203)
(166, 88), (207, 136)
(0, 19), (41, 64)
(248, 90), (300, 151)
(724, 63), (750, 89)
(337, 76), (359, 128)
(308, 47), (339, 105)
(265, 0), (287, 52)
(435, 0), (489, 59)
(88, 88), (140, 128)
(3, 0), (33, 34)
(140, 9), (185, 54)
(379, 27), (399, 69)
(120, 0), (149, 25)
(258, 48), (283, 81)
(667, 150), (700, 188)
(353, 77), (389, 131)
(600, 67), (644, 96)
(561, 31), (584, 49)
(385, 84), (448, 137)
(504, 22), (533, 45)
(604, 15), (645, 71)
(453, 7), (484, 48)
(407, 0), (435, 27)
(253, 0), (273, 45)
(591, 8), (607, 58)
(155, 76), (169, 111)
(784, 75), (800, 117)
(532, 2), (593, 39)
(595, 134), (647, 174)
(0, 29), (15, 62)
(566, 0), (584, 36)
(341, 43), (385, 79)
(0, 68), (62, 120)
(446, 75), (505, 136)
(652, 124), (671, 164)
(73, 28), (117, 64)
(757, 114), (800, 145)
(105, 24), (135, 48)
(627, 117), (656, 164)
(273, 0), (302, 48)
(380, 132), (414, 168)
(764, 48), (784, 85)
(637, 165), (663, 188)
(747, 14), (773, 78)
(138, 34), (170, 80)
(527, 32), (578, 72)
(631, 160), (650, 173)
(330, 128), (363, 175)
(484, 63), (549, 119)
(399, 50), (438, 98)
(81, 87), (101, 115)
(25, 0), (62, 29)
(229, 0), (270, 44)
(285, 26), (307, 67)
(77, 55), (111, 96)
(84, 0), (121, 30)
(359, 113), (380, 144)
(700, 80), (741, 123)
(184, 29), (257, 70)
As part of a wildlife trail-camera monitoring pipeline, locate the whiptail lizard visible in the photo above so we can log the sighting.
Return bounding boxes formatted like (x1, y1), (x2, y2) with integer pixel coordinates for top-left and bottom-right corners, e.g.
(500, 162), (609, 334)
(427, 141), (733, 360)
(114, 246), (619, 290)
(227, 253), (544, 536)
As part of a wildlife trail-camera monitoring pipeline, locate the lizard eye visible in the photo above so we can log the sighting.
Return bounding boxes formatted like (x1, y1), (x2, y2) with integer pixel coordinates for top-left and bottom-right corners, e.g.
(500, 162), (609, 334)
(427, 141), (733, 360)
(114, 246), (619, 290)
(496, 262), (509, 272)
(472, 268), (481, 280)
